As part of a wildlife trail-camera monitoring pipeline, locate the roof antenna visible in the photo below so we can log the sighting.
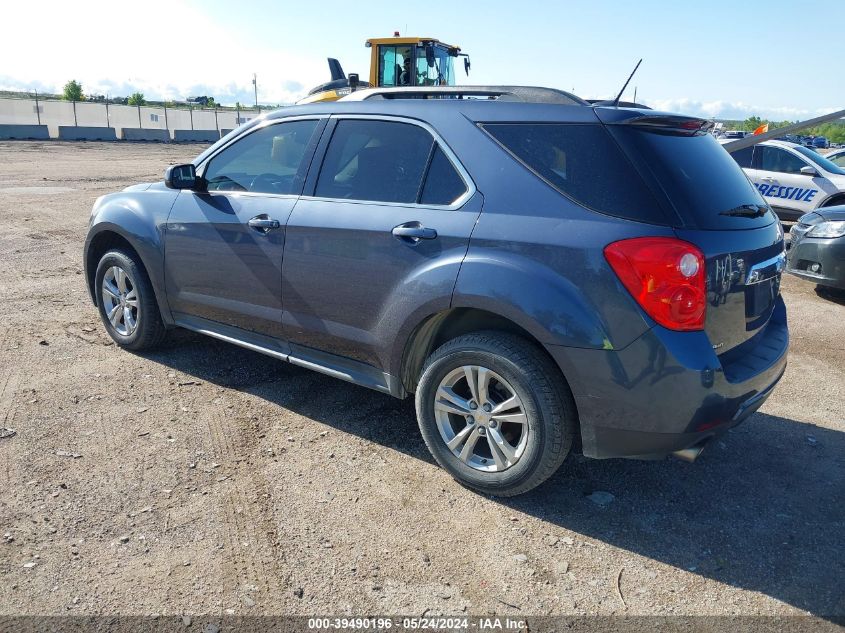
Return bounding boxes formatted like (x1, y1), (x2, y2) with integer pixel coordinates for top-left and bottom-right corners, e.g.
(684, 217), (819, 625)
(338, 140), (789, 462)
(612, 59), (642, 107)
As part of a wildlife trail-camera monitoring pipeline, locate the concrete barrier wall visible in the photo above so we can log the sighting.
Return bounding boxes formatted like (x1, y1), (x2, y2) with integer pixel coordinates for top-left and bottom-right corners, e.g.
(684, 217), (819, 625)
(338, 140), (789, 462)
(0, 98), (265, 142)
(173, 129), (220, 143)
(0, 124), (50, 140)
(58, 126), (118, 141)
(121, 128), (171, 142)
(220, 129), (234, 137)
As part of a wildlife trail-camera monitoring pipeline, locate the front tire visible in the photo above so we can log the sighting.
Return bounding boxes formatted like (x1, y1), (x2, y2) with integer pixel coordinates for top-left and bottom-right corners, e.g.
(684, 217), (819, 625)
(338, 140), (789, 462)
(94, 249), (166, 350)
(415, 332), (576, 497)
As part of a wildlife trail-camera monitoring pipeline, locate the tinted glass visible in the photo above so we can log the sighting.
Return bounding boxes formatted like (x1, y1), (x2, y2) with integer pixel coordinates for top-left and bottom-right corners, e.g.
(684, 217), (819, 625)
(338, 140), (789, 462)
(315, 120), (434, 203)
(760, 146), (808, 174)
(729, 146), (754, 168)
(420, 146), (467, 205)
(829, 152), (845, 168)
(611, 127), (773, 230)
(483, 123), (666, 224)
(204, 120), (318, 194)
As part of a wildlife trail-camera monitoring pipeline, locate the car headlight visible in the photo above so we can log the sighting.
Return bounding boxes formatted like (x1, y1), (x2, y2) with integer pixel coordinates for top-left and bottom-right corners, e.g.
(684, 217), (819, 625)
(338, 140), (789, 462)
(807, 221), (845, 238)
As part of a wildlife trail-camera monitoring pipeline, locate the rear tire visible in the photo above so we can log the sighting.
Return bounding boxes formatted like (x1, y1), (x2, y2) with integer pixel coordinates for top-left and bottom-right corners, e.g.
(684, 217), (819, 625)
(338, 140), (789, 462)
(94, 249), (166, 351)
(415, 332), (576, 497)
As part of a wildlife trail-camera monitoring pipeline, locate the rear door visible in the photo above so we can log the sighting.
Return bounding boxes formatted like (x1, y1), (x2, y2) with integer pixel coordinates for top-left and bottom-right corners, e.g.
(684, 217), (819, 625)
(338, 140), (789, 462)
(281, 116), (479, 370)
(164, 118), (324, 339)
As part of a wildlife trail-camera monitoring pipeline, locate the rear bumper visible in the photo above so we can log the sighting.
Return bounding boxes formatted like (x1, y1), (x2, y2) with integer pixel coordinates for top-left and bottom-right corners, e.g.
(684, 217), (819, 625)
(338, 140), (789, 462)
(547, 297), (788, 459)
(786, 235), (845, 290)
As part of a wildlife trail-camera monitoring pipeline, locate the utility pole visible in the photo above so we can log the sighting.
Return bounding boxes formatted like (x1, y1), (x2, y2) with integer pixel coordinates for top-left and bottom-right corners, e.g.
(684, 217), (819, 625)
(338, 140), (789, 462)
(34, 89), (41, 125)
(252, 73), (258, 108)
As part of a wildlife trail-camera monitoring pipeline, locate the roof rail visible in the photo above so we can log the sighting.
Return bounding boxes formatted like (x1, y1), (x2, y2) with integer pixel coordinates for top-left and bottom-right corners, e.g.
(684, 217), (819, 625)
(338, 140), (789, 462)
(339, 85), (589, 106)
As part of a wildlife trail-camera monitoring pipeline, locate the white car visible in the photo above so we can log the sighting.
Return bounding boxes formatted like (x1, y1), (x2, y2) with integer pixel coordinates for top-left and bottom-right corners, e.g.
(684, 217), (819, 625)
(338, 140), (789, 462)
(725, 140), (845, 220)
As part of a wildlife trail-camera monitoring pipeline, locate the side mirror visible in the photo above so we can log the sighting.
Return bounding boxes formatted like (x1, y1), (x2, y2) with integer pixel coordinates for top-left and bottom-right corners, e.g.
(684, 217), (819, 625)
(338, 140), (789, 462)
(463, 56), (471, 76)
(800, 165), (819, 177)
(348, 73), (359, 92)
(165, 164), (198, 189)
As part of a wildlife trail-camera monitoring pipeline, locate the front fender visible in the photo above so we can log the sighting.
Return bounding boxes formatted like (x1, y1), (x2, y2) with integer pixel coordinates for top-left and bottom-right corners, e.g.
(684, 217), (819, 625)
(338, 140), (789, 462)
(84, 188), (179, 322)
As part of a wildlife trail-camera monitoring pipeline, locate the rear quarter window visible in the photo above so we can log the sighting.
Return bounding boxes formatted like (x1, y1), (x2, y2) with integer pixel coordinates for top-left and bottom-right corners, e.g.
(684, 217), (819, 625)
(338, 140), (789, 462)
(481, 123), (668, 225)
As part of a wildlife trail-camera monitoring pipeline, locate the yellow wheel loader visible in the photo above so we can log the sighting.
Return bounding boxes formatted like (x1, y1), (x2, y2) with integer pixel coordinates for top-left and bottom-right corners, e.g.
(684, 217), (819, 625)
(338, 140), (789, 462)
(297, 33), (470, 104)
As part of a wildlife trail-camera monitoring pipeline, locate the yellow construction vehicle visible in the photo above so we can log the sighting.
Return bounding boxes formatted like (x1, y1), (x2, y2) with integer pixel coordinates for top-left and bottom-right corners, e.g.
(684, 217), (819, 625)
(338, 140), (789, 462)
(297, 33), (470, 104)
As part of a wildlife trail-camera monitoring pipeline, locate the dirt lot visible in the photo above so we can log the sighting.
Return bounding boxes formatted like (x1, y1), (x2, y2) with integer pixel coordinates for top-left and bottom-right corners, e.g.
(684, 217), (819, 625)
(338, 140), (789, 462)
(0, 141), (843, 621)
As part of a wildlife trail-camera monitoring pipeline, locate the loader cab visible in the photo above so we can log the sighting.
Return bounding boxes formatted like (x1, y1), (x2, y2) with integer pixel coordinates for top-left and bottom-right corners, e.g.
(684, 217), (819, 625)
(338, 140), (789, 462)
(366, 36), (467, 88)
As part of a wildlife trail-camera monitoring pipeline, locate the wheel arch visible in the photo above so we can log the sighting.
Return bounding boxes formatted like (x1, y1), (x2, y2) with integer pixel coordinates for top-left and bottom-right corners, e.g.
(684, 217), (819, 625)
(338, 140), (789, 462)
(820, 192), (845, 208)
(84, 227), (172, 325)
(398, 307), (582, 450)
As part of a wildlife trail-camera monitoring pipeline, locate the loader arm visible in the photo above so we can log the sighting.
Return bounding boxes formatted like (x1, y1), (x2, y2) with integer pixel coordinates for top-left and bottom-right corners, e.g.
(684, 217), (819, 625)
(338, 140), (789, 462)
(722, 108), (845, 153)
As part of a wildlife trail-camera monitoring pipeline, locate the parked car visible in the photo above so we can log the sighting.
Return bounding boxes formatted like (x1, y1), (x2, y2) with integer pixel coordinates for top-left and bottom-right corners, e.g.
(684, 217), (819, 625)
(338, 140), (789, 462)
(813, 136), (830, 149)
(787, 206), (845, 290)
(84, 88), (788, 496)
(721, 130), (749, 140)
(724, 139), (845, 220)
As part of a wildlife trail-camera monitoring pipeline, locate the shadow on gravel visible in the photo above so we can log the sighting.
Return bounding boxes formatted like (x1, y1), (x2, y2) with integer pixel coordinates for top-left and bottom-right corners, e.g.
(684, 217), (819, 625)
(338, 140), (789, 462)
(144, 330), (844, 619)
(814, 285), (845, 305)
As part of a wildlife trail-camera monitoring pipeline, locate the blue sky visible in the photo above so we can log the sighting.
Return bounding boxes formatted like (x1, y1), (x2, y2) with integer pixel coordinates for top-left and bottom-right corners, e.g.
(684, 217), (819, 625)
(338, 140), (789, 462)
(2, 0), (843, 120)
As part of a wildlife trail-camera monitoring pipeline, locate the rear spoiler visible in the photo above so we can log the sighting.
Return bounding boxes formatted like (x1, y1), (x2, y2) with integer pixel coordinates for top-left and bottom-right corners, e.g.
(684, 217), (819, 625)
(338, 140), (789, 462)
(610, 114), (715, 136)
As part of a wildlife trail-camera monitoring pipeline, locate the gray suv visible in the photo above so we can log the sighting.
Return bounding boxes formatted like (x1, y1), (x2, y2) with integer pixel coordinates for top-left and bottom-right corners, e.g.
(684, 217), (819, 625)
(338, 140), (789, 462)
(84, 87), (788, 496)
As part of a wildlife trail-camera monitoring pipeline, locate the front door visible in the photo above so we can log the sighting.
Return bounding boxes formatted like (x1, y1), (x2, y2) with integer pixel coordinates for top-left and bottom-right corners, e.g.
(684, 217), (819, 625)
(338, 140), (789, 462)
(281, 117), (480, 370)
(164, 118), (323, 339)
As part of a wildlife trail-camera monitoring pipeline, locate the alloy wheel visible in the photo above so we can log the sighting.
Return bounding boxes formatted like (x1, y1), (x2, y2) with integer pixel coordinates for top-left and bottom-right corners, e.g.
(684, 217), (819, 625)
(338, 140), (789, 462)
(433, 365), (529, 472)
(101, 265), (139, 337)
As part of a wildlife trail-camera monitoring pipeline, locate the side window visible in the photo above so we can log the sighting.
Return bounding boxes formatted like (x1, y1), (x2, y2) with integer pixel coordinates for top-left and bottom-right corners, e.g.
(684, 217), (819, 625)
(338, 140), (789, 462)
(483, 123), (663, 223)
(729, 146), (754, 169)
(378, 46), (413, 87)
(315, 120), (436, 204)
(420, 146), (468, 205)
(204, 119), (318, 194)
(760, 146), (808, 174)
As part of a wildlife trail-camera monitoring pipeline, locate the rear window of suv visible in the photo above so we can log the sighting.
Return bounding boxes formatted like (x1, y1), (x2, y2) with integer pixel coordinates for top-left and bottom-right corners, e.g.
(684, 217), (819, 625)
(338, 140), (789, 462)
(481, 123), (668, 225)
(609, 127), (775, 230)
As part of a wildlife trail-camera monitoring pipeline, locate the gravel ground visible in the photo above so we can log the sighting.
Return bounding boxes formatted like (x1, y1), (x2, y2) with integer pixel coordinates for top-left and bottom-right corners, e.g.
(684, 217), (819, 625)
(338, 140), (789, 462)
(0, 141), (843, 622)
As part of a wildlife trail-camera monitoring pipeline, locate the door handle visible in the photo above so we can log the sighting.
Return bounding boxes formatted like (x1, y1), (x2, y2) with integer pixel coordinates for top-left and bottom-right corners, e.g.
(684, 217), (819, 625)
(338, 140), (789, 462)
(248, 215), (281, 233)
(761, 176), (775, 182)
(392, 222), (437, 242)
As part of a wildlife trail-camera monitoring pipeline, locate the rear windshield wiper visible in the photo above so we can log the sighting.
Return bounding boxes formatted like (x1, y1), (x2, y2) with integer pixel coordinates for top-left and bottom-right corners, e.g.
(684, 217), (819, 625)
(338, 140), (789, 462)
(719, 204), (768, 218)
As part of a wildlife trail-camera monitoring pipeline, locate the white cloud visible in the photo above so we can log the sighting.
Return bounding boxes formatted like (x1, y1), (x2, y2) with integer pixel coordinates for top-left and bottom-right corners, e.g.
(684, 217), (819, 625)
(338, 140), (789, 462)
(643, 98), (836, 122)
(1, 0), (325, 105)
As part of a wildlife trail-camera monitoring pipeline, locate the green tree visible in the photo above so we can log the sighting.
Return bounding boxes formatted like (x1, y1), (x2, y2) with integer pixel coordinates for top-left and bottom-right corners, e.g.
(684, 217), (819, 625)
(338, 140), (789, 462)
(206, 97), (217, 108)
(127, 92), (145, 106)
(62, 80), (84, 101)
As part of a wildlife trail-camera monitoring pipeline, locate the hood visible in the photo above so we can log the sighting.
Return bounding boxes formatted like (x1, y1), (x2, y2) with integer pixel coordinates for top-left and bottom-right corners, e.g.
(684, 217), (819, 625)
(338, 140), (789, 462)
(122, 181), (172, 193)
(798, 206), (845, 224)
(123, 183), (153, 192)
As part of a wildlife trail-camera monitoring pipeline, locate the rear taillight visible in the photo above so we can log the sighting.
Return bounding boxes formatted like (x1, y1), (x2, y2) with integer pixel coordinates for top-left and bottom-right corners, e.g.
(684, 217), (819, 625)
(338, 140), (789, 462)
(604, 237), (706, 331)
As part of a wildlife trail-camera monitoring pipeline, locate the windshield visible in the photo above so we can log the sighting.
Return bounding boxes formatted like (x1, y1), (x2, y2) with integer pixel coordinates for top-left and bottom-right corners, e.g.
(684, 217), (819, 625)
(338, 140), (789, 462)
(415, 45), (455, 86)
(792, 145), (845, 175)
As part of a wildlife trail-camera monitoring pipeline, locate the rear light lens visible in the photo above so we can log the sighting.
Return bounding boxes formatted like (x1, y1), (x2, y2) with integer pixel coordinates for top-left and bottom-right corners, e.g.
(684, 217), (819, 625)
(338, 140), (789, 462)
(604, 237), (706, 331)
